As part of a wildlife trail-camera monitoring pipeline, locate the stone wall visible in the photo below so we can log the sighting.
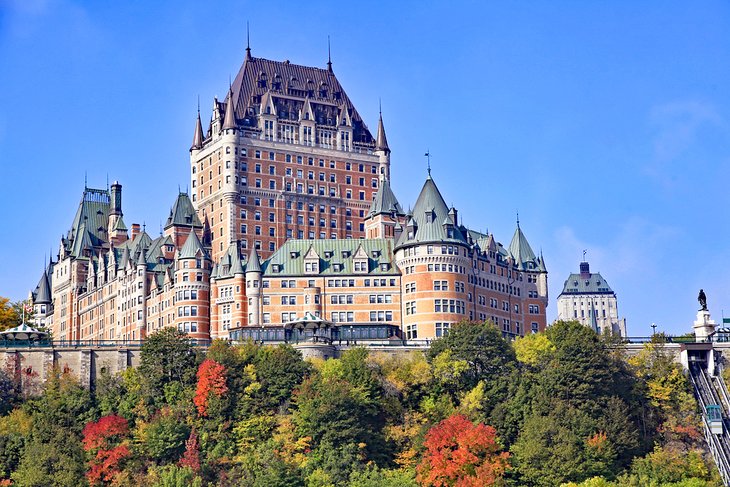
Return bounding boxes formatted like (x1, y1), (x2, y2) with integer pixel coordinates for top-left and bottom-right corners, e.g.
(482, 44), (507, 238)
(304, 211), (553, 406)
(2, 346), (141, 392)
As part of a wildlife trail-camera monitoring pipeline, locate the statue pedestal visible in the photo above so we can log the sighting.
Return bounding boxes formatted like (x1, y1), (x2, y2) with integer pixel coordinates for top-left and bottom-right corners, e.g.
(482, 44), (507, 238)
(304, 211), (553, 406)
(694, 310), (716, 342)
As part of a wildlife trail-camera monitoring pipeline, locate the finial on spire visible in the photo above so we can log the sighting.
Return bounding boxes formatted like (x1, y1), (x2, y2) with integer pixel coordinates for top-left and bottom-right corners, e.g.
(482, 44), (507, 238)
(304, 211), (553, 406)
(425, 150), (431, 177)
(197, 95), (200, 114)
(142, 222), (146, 233)
(84, 171), (87, 189)
(245, 21), (252, 60)
(583, 249), (587, 261)
(327, 35), (332, 72)
(379, 97), (382, 116)
(516, 211), (520, 228)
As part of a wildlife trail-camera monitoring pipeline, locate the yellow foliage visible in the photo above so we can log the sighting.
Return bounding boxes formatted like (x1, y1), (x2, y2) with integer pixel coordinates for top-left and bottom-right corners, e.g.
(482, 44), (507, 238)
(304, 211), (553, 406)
(513, 333), (555, 365)
(458, 381), (486, 419)
(0, 408), (32, 436)
(369, 352), (433, 397)
(432, 350), (469, 385)
(273, 416), (311, 469)
(384, 411), (428, 468)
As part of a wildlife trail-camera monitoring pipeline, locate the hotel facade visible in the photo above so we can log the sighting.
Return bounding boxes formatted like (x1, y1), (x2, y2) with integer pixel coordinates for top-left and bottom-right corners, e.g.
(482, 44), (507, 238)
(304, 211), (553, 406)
(31, 47), (549, 343)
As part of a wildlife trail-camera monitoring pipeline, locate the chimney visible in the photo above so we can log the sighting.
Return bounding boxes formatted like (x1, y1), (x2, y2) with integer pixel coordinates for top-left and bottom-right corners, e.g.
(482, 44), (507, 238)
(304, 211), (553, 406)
(579, 261), (590, 279)
(110, 181), (122, 216)
(131, 223), (140, 240)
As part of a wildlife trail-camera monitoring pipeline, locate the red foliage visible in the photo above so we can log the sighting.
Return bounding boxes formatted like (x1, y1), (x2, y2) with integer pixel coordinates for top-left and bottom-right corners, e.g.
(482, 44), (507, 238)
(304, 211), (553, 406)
(86, 445), (131, 485)
(82, 415), (131, 485)
(417, 414), (510, 487)
(82, 414), (129, 451)
(179, 430), (201, 473)
(194, 359), (228, 416)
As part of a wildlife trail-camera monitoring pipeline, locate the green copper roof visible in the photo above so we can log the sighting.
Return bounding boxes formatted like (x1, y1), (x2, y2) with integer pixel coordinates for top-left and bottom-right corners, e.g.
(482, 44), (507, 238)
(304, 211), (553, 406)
(216, 243), (244, 278)
(368, 177), (404, 217)
(113, 215), (127, 232)
(395, 175), (467, 249)
(265, 239), (397, 276)
(246, 247), (262, 273)
(165, 193), (202, 229)
(508, 224), (537, 270)
(559, 272), (615, 296)
(68, 187), (111, 255)
(179, 231), (208, 259)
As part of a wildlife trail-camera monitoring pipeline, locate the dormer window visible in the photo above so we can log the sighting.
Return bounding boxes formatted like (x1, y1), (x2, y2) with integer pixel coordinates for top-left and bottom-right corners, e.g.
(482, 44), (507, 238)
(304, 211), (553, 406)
(372, 250), (381, 258)
(354, 260), (367, 273)
(341, 250), (350, 258)
(380, 263), (389, 271)
(304, 260), (319, 274)
(290, 251), (299, 259)
(272, 264), (282, 272)
(333, 263), (343, 272)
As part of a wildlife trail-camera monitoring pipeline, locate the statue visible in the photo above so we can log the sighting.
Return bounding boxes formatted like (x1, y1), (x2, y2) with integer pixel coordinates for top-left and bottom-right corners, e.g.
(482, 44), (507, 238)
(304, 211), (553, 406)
(698, 289), (708, 311)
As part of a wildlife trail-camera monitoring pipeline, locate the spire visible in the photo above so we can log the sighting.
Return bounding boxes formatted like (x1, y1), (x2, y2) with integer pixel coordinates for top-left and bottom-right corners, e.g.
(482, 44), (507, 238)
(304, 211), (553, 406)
(191, 99), (204, 150)
(375, 106), (390, 154)
(245, 21), (252, 61)
(222, 85), (236, 131)
(246, 247), (262, 273)
(327, 35), (333, 72)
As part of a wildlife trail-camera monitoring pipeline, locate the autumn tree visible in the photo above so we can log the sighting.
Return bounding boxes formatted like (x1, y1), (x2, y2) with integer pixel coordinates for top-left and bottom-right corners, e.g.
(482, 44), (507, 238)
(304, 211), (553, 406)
(82, 414), (131, 485)
(417, 414), (509, 487)
(194, 359), (228, 417)
(0, 296), (29, 332)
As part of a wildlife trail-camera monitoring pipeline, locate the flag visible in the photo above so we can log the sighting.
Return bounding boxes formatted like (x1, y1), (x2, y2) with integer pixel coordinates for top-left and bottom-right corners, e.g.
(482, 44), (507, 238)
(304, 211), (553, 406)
(23, 301), (33, 314)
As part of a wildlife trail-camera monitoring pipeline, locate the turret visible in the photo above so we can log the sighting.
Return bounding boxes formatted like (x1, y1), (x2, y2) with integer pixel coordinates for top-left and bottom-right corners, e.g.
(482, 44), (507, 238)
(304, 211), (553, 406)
(245, 248), (263, 327)
(374, 108), (391, 179)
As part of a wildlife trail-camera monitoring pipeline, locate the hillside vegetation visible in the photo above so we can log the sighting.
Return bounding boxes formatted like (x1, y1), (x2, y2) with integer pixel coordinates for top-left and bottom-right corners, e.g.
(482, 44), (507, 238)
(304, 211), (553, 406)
(0, 321), (721, 486)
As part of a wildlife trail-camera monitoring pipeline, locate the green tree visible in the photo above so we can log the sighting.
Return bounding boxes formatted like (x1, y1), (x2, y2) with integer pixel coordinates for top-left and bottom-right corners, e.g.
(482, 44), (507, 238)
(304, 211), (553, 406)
(138, 328), (198, 401)
(147, 465), (202, 487)
(427, 320), (517, 415)
(140, 411), (190, 464)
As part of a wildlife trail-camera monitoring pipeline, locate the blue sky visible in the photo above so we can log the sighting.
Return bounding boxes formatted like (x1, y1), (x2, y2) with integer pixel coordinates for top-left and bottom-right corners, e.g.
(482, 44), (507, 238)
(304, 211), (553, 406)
(1, 0), (729, 335)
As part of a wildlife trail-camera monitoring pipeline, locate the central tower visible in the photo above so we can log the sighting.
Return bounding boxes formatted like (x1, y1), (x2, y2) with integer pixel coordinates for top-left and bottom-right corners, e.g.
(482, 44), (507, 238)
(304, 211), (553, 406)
(190, 46), (391, 262)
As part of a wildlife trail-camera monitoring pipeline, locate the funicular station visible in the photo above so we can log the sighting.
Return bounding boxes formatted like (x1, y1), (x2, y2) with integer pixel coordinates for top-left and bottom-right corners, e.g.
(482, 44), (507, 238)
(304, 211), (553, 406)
(681, 307), (730, 486)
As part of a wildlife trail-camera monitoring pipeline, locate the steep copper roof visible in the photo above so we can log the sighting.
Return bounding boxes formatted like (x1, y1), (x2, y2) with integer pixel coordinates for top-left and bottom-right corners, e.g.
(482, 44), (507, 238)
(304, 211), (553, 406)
(216, 54), (374, 144)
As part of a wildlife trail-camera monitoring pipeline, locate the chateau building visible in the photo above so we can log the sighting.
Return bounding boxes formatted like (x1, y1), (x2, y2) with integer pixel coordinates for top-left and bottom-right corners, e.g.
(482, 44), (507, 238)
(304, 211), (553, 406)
(30, 47), (550, 343)
(556, 261), (627, 336)
(190, 46), (390, 262)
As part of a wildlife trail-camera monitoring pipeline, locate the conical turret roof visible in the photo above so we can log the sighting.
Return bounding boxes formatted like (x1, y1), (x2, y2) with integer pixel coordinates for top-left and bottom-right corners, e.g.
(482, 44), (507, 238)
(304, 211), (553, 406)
(368, 177), (403, 217)
(376, 112), (389, 153)
(222, 87), (237, 130)
(508, 222), (538, 270)
(191, 110), (204, 150)
(179, 231), (208, 260)
(395, 175), (467, 248)
(34, 270), (52, 304)
(246, 248), (262, 273)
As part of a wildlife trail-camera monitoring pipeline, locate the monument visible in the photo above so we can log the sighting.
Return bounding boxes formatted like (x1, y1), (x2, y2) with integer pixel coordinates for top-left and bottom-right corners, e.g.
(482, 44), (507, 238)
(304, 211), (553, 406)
(694, 289), (716, 342)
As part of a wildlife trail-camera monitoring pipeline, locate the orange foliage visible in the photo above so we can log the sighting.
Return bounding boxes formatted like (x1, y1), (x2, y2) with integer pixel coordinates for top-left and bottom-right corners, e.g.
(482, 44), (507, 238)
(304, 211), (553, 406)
(194, 359), (228, 416)
(587, 431), (608, 450)
(417, 414), (509, 487)
(82, 415), (131, 485)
